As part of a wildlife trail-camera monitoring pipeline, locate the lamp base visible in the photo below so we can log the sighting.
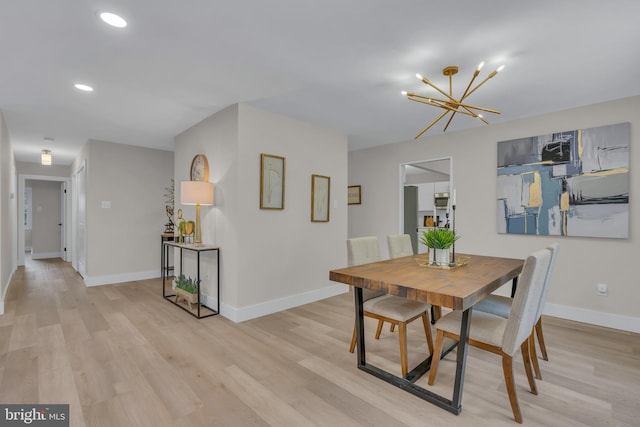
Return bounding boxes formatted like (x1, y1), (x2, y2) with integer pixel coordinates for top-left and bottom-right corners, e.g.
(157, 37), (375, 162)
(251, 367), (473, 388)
(194, 204), (202, 243)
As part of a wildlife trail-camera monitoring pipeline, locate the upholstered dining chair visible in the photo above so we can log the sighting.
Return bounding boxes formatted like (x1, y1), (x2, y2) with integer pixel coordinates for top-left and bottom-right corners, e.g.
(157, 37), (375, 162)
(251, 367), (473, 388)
(387, 234), (414, 258)
(473, 243), (559, 379)
(427, 247), (552, 423)
(387, 234), (442, 325)
(347, 237), (434, 377)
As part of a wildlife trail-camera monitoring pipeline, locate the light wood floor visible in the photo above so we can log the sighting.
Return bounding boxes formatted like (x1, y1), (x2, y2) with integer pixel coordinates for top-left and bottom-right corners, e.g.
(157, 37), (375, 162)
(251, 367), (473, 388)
(1, 258), (639, 426)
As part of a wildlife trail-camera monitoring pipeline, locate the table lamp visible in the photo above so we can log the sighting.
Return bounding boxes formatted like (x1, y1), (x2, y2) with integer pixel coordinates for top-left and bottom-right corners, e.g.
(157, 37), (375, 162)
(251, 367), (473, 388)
(180, 181), (214, 243)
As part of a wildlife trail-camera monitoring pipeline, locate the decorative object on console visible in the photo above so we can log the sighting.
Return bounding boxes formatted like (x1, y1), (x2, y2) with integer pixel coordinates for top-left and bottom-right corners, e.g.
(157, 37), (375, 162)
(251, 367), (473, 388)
(260, 153), (286, 209)
(402, 62), (504, 138)
(347, 185), (361, 205)
(164, 179), (175, 232)
(173, 273), (200, 310)
(311, 174), (330, 222)
(181, 181), (214, 244)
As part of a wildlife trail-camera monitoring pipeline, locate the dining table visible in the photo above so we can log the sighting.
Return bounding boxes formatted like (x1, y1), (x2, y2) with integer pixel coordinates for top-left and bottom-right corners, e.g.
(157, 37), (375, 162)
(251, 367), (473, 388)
(329, 252), (524, 415)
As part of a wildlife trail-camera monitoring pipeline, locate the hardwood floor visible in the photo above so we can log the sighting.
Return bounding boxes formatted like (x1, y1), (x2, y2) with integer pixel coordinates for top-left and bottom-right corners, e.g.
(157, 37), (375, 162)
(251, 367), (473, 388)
(1, 258), (639, 426)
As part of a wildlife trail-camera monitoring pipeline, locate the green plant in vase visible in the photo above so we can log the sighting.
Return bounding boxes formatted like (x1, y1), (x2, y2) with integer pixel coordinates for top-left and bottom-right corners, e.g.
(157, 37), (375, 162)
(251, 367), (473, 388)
(421, 228), (460, 265)
(420, 228), (460, 249)
(174, 273), (200, 294)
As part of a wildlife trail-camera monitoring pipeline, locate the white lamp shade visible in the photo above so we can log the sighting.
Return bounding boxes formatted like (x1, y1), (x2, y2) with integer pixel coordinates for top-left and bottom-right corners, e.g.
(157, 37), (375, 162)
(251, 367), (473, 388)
(41, 149), (52, 165)
(181, 181), (214, 206)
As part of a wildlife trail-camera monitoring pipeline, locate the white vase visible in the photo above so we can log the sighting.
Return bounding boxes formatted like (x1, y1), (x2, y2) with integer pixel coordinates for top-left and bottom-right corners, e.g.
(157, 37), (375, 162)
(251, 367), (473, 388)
(432, 248), (451, 265)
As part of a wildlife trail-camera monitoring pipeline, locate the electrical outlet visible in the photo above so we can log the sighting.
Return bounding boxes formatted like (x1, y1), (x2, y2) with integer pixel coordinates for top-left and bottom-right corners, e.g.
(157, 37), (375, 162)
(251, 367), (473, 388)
(596, 283), (608, 296)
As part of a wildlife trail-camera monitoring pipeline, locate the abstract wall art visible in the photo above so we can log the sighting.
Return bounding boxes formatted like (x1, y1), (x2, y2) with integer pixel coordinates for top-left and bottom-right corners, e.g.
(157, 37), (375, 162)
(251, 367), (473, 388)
(497, 122), (629, 238)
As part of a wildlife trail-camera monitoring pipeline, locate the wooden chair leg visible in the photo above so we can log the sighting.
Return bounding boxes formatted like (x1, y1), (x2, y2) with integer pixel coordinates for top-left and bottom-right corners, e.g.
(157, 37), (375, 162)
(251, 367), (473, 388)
(529, 331), (542, 380)
(349, 322), (357, 353)
(421, 313), (434, 355)
(520, 339), (538, 395)
(374, 320), (385, 339)
(427, 329), (445, 385)
(502, 353), (523, 423)
(535, 318), (548, 361)
(390, 323), (395, 333)
(398, 322), (408, 377)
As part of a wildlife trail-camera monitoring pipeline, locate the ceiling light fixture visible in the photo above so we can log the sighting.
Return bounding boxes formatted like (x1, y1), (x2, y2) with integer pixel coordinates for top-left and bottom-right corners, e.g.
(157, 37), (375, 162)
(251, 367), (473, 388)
(41, 149), (52, 166)
(99, 12), (127, 28)
(74, 83), (94, 92)
(402, 62), (504, 138)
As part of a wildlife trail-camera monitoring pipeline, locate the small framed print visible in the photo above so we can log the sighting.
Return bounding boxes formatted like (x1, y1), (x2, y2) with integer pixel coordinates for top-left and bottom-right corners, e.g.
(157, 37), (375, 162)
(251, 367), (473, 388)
(311, 174), (330, 222)
(348, 185), (361, 205)
(260, 154), (285, 210)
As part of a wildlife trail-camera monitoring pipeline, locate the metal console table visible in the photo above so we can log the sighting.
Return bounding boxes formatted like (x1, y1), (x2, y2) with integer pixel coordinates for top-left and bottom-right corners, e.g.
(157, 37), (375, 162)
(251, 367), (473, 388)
(162, 241), (220, 319)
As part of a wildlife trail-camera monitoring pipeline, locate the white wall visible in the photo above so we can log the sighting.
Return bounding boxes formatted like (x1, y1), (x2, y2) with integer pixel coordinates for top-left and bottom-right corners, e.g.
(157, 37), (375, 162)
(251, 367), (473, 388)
(0, 110), (17, 315)
(175, 103), (348, 321)
(73, 140), (174, 285)
(348, 96), (640, 333)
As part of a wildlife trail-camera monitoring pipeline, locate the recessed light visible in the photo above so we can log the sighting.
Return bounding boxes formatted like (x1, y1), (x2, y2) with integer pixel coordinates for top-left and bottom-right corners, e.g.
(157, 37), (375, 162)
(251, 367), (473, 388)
(99, 12), (127, 28)
(74, 83), (94, 92)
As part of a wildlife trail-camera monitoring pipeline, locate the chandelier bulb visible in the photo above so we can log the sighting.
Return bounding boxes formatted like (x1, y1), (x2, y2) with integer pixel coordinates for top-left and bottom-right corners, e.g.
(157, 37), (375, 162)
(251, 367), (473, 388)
(415, 73), (423, 80)
(476, 61), (485, 71)
(401, 91), (408, 96)
(497, 65), (505, 73)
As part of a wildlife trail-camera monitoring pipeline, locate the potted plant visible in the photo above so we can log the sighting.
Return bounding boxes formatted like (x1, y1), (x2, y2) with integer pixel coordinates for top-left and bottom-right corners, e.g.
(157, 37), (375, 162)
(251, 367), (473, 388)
(173, 273), (200, 309)
(420, 228), (460, 265)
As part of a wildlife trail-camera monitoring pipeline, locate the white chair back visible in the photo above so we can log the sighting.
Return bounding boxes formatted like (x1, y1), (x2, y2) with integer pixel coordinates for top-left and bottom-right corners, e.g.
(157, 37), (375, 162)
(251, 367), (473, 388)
(534, 243), (559, 321)
(502, 248), (552, 356)
(387, 234), (414, 258)
(347, 237), (381, 266)
(347, 237), (385, 301)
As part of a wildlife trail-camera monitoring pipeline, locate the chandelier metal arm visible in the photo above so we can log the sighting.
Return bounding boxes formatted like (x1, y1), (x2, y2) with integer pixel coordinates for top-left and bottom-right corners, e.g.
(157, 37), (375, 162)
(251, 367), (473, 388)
(445, 67), (482, 130)
(414, 110), (451, 139)
(461, 69), (499, 101)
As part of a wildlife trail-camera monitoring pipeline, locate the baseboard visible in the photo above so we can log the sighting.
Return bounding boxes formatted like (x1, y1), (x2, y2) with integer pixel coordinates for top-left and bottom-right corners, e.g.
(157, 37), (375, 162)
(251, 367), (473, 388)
(84, 270), (159, 287)
(1, 267), (16, 316)
(31, 251), (62, 260)
(544, 302), (640, 334)
(220, 284), (349, 323)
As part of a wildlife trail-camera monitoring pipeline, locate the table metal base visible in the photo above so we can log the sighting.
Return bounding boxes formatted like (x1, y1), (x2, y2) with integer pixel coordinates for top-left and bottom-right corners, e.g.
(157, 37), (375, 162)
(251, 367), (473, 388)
(354, 288), (472, 415)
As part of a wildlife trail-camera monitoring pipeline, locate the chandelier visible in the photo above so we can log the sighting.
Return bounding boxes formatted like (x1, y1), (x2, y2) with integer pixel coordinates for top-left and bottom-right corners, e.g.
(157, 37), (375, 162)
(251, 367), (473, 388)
(402, 62), (504, 138)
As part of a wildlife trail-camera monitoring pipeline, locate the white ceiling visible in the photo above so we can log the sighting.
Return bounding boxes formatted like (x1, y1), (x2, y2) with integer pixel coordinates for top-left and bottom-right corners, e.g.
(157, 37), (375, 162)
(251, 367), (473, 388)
(3, 1), (640, 166)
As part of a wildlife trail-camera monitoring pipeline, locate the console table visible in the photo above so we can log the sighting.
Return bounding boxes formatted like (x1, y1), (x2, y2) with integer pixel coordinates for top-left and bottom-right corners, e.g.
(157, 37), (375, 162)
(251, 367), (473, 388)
(162, 241), (220, 319)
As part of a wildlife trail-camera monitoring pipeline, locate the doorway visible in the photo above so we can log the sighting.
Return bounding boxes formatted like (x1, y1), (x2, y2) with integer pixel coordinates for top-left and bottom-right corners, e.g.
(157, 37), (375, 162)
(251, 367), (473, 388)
(18, 174), (71, 266)
(399, 157), (452, 254)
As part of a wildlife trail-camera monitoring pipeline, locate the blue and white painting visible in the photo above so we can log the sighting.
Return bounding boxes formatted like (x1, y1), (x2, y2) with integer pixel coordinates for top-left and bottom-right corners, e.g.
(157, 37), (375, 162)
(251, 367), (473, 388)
(497, 122), (629, 238)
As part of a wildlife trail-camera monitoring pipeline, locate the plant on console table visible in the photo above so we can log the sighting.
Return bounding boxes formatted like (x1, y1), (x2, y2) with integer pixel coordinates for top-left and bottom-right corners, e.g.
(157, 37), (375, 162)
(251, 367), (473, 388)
(173, 273), (200, 310)
(420, 228), (460, 265)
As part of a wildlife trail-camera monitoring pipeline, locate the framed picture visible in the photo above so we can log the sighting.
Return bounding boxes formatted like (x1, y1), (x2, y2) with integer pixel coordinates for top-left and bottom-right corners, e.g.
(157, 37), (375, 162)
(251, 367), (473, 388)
(348, 185), (361, 205)
(260, 153), (285, 209)
(311, 174), (330, 222)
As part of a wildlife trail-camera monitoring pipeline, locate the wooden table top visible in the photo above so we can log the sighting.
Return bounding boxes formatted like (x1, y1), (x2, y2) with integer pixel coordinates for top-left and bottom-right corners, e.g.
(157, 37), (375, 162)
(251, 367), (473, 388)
(330, 253), (524, 311)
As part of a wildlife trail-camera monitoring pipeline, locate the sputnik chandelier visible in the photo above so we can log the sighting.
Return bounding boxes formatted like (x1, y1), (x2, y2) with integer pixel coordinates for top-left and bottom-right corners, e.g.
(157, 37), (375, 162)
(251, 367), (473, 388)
(402, 62), (504, 138)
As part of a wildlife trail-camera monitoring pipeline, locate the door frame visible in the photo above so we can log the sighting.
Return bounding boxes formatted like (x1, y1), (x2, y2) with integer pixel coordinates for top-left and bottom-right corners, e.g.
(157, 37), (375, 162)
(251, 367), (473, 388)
(398, 157), (453, 241)
(17, 174), (72, 266)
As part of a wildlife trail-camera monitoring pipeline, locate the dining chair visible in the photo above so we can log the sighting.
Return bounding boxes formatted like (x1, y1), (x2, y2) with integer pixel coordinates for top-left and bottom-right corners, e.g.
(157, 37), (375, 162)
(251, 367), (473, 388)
(387, 234), (442, 325)
(347, 236), (434, 377)
(427, 247), (552, 423)
(387, 234), (414, 258)
(473, 243), (559, 379)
